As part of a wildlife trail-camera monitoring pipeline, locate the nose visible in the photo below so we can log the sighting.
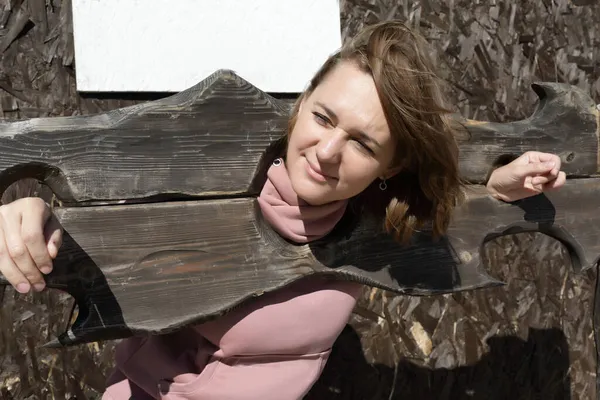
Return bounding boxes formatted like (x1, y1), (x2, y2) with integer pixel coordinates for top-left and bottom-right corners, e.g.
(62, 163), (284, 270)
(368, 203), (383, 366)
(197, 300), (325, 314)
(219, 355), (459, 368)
(315, 129), (344, 164)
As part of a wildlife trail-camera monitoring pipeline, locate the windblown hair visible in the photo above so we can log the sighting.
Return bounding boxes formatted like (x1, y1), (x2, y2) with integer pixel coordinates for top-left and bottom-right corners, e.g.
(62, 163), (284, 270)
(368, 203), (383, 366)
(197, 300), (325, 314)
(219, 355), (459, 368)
(287, 21), (465, 244)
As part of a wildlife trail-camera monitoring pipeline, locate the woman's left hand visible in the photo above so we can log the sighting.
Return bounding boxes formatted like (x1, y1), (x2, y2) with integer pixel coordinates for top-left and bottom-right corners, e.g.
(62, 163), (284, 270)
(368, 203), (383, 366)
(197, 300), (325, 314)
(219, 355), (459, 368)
(486, 151), (566, 202)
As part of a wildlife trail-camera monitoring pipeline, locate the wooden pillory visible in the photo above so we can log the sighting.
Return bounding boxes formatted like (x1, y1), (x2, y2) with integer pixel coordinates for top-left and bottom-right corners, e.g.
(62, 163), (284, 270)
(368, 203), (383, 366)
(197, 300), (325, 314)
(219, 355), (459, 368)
(0, 70), (598, 354)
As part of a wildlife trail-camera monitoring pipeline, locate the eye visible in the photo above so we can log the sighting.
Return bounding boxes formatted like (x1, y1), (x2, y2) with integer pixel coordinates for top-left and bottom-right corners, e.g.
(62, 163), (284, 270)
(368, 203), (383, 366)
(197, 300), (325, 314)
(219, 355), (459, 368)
(312, 112), (331, 126)
(350, 137), (374, 154)
(355, 140), (375, 154)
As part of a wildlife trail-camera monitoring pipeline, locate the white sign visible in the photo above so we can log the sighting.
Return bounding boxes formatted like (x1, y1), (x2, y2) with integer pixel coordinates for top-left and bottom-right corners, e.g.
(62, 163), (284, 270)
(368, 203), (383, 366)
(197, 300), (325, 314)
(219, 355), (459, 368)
(72, 0), (342, 93)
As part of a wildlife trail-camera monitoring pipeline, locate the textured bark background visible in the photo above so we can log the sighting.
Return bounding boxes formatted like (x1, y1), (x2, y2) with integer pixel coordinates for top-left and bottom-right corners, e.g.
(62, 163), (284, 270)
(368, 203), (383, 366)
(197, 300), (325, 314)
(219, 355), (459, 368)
(0, 0), (599, 399)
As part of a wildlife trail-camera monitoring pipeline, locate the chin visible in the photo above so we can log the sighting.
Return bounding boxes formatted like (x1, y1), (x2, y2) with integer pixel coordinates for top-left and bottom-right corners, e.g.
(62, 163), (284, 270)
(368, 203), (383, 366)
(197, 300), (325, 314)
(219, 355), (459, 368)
(290, 178), (333, 206)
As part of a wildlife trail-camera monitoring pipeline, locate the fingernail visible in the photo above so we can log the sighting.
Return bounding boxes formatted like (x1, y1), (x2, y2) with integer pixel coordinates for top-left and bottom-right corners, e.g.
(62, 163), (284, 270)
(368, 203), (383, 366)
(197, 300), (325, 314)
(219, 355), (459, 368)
(544, 161), (555, 168)
(33, 283), (46, 292)
(16, 282), (30, 293)
(40, 266), (52, 274)
(48, 243), (57, 257)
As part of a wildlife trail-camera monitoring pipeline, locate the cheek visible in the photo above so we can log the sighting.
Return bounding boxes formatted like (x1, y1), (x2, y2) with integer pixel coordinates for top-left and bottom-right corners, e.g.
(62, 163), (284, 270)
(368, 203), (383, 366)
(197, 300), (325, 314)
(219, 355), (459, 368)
(337, 156), (383, 194)
(344, 164), (379, 187)
(287, 119), (314, 155)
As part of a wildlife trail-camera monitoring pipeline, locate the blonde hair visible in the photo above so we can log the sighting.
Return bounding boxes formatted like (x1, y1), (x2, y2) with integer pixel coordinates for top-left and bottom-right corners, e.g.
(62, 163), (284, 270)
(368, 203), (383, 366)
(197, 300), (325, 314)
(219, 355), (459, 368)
(287, 21), (464, 244)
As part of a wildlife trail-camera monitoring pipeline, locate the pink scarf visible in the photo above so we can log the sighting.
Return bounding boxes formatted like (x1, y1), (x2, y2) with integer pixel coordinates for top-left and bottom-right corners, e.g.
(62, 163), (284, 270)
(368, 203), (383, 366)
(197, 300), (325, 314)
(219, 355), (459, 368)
(257, 159), (348, 243)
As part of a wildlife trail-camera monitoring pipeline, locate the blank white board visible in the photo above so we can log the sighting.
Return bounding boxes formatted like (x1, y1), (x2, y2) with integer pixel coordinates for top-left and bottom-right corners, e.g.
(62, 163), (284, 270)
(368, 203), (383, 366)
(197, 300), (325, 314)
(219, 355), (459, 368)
(71, 0), (342, 93)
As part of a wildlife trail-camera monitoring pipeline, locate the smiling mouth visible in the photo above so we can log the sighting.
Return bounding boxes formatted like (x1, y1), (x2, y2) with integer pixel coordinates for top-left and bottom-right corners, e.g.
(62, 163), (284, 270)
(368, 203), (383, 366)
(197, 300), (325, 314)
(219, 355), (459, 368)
(305, 159), (336, 182)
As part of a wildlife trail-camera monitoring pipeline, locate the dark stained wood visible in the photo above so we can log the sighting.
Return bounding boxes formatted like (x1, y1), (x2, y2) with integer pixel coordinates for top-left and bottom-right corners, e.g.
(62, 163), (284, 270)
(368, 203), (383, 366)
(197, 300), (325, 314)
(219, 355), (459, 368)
(0, 70), (290, 203)
(0, 71), (598, 347)
(0, 71), (596, 207)
(0, 4), (30, 54)
(456, 83), (599, 181)
(0, 70), (598, 345)
(0, 177), (596, 347)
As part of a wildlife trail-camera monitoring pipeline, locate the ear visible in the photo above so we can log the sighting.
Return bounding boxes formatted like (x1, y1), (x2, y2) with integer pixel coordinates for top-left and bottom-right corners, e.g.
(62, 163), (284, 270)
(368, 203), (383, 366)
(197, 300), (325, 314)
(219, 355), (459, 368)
(381, 165), (403, 180)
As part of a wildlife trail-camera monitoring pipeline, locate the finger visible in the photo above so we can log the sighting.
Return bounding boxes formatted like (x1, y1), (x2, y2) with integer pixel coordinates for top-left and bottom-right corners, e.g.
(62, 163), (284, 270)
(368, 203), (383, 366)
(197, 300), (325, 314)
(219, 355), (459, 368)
(535, 154), (562, 176)
(530, 170), (560, 186)
(0, 223), (31, 293)
(21, 203), (54, 274)
(44, 215), (63, 259)
(510, 152), (536, 166)
(543, 171), (566, 191)
(522, 151), (560, 163)
(2, 212), (45, 291)
(543, 154), (562, 174)
(514, 161), (556, 180)
(532, 152), (558, 162)
(531, 176), (551, 186)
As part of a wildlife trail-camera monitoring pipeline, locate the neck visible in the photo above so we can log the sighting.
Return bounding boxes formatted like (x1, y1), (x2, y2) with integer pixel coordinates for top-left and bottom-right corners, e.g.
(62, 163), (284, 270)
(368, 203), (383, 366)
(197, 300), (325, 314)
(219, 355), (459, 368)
(257, 159), (348, 243)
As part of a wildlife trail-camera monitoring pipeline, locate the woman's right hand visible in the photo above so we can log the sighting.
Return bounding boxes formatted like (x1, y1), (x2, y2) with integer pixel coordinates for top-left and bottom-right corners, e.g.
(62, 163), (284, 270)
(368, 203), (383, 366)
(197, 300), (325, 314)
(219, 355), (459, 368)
(0, 198), (63, 293)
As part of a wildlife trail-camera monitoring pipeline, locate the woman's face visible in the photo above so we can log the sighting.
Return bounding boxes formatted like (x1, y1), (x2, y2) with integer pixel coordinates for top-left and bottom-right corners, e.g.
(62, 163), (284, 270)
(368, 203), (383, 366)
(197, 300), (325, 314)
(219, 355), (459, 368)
(286, 61), (400, 205)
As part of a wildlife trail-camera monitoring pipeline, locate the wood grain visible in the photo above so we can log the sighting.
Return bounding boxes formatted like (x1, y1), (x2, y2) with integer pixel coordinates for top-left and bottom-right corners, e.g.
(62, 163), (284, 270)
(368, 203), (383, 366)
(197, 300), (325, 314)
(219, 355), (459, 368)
(0, 70), (290, 202)
(0, 71), (597, 347)
(0, 71), (596, 206)
(455, 82), (599, 181)
(0, 178), (593, 346)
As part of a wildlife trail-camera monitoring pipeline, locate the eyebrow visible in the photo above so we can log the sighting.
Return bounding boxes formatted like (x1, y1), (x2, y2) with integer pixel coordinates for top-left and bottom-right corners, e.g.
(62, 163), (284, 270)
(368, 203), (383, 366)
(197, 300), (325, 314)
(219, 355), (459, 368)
(315, 101), (382, 149)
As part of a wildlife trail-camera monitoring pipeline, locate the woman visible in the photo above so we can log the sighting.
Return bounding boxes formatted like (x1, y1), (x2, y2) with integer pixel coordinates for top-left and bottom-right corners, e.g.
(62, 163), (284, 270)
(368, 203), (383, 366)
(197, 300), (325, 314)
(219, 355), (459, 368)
(0, 21), (565, 399)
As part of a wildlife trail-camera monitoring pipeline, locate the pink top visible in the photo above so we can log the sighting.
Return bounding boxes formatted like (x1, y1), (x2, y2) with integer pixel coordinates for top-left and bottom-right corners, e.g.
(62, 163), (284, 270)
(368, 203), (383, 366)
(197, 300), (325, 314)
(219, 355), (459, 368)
(102, 161), (363, 400)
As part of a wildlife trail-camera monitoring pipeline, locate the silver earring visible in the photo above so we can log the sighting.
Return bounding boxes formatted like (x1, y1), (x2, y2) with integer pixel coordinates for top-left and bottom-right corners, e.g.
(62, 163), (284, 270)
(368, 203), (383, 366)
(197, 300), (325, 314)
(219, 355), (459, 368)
(273, 158), (282, 167)
(379, 178), (387, 191)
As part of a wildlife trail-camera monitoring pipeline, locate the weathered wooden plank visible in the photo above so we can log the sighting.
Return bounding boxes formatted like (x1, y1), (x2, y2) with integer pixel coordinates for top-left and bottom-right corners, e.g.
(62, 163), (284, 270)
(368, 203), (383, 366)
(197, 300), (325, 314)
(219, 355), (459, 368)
(0, 70), (290, 202)
(0, 178), (595, 346)
(455, 83), (599, 181)
(0, 71), (596, 205)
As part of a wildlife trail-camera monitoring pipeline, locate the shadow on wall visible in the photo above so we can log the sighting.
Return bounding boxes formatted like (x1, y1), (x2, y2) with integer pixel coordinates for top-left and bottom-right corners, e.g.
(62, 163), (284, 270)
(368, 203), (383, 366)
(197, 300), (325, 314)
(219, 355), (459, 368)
(306, 325), (571, 400)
